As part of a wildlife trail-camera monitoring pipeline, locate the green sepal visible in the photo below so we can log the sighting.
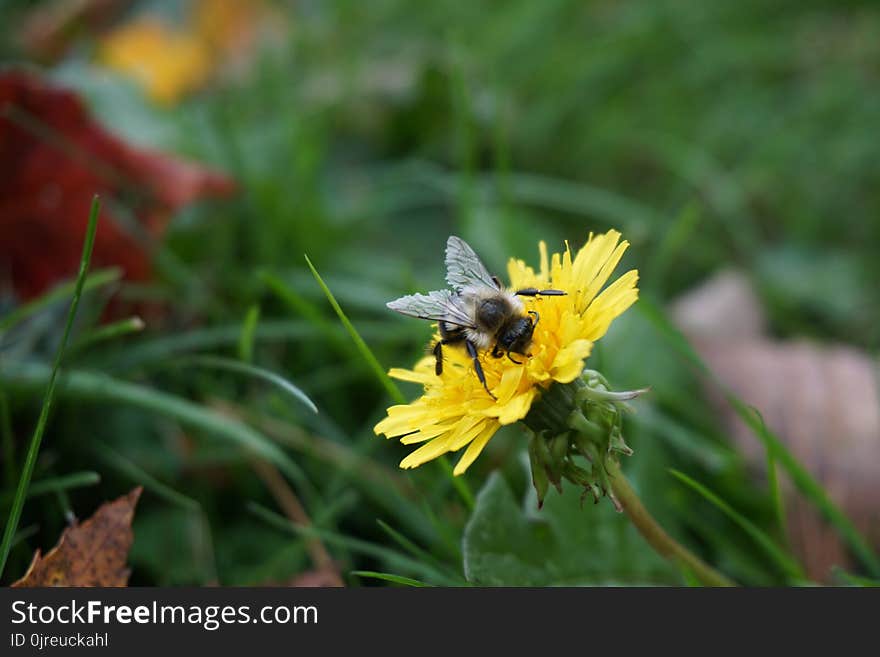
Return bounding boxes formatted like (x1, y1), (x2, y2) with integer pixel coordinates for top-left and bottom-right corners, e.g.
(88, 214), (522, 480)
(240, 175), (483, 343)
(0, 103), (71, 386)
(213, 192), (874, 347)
(522, 370), (646, 509)
(527, 432), (551, 507)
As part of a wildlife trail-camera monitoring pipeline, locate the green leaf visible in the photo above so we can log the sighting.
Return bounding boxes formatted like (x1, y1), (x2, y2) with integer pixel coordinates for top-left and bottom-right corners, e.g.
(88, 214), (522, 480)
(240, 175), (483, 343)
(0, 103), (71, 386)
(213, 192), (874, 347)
(463, 472), (679, 586)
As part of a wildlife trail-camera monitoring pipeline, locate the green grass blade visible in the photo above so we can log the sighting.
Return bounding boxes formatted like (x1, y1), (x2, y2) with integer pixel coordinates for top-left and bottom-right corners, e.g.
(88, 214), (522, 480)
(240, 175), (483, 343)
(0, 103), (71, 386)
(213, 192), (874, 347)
(831, 567), (880, 587)
(635, 298), (709, 375)
(0, 472), (101, 506)
(398, 162), (657, 234)
(54, 489), (73, 523)
(259, 272), (330, 332)
(375, 517), (461, 578)
(0, 196), (101, 578)
(305, 254), (475, 510)
(351, 570), (430, 587)
(0, 393), (14, 488)
(677, 564), (702, 587)
(94, 443), (200, 512)
(766, 451), (788, 544)
(95, 320), (318, 372)
(67, 316), (145, 357)
(182, 354), (318, 414)
(0, 267), (120, 334)
(31, 472), (100, 499)
(236, 403), (412, 493)
(434, 458), (474, 510)
(376, 518), (435, 564)
(646, 202), (701, 293)
(11, 525), (39, 550)
(669, 469), (805, 581)
(248, 503), (461, 585)
(304, 254), (405, 404)
(0, 361), (314, 502)
(93, 320), (412, 373)
(502, 171), (657, 234)
(729, 404), (880, 578)
(418, 496), (463, 561)
(238, 305), (261, 363)
(451, 43), (476, 233)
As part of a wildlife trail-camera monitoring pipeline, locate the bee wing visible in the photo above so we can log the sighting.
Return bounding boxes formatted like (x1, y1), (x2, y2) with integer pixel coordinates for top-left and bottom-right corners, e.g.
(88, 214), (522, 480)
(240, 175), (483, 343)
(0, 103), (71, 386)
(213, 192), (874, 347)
(445, 235), (500, 292)
(386, 289), (475, 328)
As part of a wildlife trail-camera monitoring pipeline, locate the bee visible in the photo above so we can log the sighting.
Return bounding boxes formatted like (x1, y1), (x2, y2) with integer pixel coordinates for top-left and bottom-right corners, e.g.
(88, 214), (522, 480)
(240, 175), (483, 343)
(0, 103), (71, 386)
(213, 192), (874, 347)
(387, 236), (565, 398)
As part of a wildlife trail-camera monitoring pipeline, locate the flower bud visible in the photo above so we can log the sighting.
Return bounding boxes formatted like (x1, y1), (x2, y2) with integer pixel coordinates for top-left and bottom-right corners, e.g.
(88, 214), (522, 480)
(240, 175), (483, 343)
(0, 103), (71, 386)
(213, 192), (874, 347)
(524, 370), (644, 509)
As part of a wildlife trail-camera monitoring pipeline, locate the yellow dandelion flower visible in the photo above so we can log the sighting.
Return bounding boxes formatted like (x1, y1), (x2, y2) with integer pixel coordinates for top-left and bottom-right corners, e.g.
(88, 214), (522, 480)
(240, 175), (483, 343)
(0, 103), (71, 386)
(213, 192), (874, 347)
(374, 230), (639, 476)
(99, 18), (211, 106)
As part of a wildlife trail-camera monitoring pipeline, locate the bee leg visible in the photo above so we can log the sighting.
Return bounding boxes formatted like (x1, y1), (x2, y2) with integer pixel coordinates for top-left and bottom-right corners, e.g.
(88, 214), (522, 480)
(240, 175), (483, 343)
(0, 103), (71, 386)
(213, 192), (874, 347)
(506, 350), (523, 365)
(491, 344), (503, 358)
(528, 310), (540, 327)
(433, 335), (464, 375)
(432, 341), (444, 375)
(466, 339), (496, 400)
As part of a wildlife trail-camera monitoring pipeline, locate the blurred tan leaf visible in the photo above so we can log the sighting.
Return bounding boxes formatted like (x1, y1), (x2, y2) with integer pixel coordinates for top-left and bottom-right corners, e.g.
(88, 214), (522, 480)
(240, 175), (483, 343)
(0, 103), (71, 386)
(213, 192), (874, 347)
(671, 269), (765, 340)
(12, 487), (142, 587)
(673, 271), (880, 581)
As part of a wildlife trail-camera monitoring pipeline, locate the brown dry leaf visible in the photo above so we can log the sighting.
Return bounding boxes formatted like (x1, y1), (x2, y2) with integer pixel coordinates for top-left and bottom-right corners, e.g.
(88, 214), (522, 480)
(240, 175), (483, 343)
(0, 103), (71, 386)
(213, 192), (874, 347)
(672, 271), (880, 581)
(12, 487), (143, 587)
(261, 569), (345, 588)
(288, 570), (345, 588)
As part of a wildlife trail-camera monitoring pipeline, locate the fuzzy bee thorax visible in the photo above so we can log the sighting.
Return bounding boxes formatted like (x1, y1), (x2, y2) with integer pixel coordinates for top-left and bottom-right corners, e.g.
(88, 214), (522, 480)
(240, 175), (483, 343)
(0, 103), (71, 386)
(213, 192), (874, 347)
(461, 287), (525, 332)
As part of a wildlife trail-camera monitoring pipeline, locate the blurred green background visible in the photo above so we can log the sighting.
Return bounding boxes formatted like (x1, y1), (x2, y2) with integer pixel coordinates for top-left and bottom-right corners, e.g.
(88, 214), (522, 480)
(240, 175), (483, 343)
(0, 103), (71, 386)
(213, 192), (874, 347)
(1, 0), (878, 586)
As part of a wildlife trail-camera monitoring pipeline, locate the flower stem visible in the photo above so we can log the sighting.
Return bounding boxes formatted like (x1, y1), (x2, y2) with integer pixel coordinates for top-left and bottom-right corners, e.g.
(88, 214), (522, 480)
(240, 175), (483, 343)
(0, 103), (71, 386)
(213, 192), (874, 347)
(607, 460), (736, 587)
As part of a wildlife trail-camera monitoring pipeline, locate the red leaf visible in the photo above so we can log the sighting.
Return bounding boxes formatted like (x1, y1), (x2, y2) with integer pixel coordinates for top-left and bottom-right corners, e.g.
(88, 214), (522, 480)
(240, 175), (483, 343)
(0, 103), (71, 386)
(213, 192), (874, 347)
(0, 71), (236, 301)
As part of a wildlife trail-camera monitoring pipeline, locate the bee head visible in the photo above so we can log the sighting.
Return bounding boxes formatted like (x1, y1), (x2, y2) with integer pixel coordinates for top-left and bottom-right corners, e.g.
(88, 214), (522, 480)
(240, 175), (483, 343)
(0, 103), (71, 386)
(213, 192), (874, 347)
(497, 315), (536, 354)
